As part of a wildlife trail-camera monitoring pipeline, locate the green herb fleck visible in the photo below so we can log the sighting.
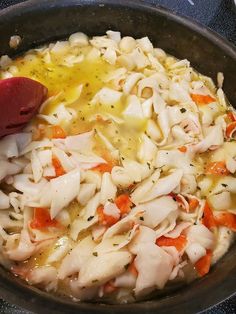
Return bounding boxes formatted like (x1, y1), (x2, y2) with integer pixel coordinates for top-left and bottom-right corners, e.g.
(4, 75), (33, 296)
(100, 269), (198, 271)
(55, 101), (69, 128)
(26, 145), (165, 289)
(87, 216), (94, 221)
(92, 279), (98, 283)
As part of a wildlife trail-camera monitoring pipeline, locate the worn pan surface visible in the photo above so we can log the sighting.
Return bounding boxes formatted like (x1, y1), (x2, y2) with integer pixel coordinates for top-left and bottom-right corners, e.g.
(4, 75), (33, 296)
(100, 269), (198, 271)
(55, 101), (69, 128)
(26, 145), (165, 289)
(0, 1), (236, 313)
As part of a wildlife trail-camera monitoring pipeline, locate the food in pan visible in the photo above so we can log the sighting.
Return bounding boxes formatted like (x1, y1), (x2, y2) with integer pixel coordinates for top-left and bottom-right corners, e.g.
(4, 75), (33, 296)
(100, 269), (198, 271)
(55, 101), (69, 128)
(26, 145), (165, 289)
(0, 31), (235, 303)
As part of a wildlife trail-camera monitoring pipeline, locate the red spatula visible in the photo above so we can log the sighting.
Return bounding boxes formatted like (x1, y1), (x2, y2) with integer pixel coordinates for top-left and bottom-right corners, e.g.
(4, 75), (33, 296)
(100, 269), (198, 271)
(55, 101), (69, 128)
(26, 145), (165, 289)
(0, 77), (48, 138)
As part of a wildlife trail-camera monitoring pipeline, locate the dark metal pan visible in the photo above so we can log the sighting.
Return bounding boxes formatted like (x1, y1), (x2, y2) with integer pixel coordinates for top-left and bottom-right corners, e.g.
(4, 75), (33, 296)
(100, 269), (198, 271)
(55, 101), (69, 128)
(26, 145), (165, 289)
(0, 1), (235, 313)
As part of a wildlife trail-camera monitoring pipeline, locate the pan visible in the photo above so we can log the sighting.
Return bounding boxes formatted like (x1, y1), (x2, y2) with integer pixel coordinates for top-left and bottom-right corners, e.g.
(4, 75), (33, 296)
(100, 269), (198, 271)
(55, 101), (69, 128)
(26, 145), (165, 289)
(0, 1), (236, 313)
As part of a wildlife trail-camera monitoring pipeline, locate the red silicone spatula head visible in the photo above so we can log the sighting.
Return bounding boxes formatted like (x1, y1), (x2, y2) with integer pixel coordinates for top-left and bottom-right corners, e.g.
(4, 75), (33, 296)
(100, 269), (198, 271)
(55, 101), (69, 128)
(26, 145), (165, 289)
(0, 77), (48, 138)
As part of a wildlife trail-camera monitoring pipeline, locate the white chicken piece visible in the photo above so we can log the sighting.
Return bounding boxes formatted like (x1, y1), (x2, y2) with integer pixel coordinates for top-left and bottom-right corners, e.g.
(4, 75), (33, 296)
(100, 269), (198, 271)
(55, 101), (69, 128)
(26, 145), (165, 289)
(212, 226), (234, 264)
(111, 159), (151, 189)
(0, 132), (31, 159)
(156, 150), (196, 175)
(13, 174), (47, 197)
(81, 192), (101, 221)
(0, 190), (10, 209)
(136, 169), (183, 203)
(185, 224), (215, 264)
(136, 196), (178, 229)
(78, 250), (132, 288)
(165, 222), (192, 238)
(100, 173), (117, 204)
(50, 168), (81, 219)
(208, 191), (232, 211)
(131, 169), (160, 204)
(77, 183), (97, 206)
(210, 176), (236, 195)
(90, 87), (122, 106)
(192, 125), (224, 153)
(27, 266), (58, 292)
(114, 271), (137, 289)
(0, 160), (21, 181)
(122, 72), (144, 94)
(123, 95), (144, 118)
(69, 279), (99, 300)
(46, 236), (72, 264)
(134, 243), (174, 296)
(129, 226), (157, 255)
(93, 224), (138, 255)
(58, 236), (96, 280)
(30, 150), (43, 183)
(70, 216), (98, 241)
(168, 82), (192, 103)
(137, 134), (157, 163)
(102, 209), (144, 240)
(51, 147), (75, 172)
(5, 230), (36, 261)
(20, 139), (53, 155)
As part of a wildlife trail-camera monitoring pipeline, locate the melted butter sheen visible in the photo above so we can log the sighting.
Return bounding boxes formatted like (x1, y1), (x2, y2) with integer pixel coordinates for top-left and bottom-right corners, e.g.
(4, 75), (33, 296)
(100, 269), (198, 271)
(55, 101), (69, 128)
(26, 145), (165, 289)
(12, 46), (146, 158)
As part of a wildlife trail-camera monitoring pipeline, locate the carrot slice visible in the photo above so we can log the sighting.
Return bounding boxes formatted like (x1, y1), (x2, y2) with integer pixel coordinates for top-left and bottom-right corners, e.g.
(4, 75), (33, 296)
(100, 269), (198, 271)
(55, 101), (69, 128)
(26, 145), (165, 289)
(115, 194), (133, 215)
(52, 156), (66, 177)
(43, 125), (66, 139)
(30, 208), (59, 229)
(188, 198), (199, 212)
(206, 161), (229, 176)
(190, 93), (215, 105)
(97, 205), (120, 227)
(195, 250), (212, 277)
(103, 280), (117, 294)
(92, 151), (117, 173)
(51, 125), (66, 139)
(92, 163), (114, 173)
(202, 201), (216, 230)
(156, 234), (187, 252)
(128, 260), (138, 277)
(227, 112), (236, 122)
(226, 121), (236, 139)
(214, 212), (236, 232)
(178, 146), (187, 153)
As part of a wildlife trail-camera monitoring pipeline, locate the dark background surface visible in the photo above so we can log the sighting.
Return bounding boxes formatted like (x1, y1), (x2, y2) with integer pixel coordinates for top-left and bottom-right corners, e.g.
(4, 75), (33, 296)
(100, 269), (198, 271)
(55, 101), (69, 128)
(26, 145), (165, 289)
(0, 0), (236, 313)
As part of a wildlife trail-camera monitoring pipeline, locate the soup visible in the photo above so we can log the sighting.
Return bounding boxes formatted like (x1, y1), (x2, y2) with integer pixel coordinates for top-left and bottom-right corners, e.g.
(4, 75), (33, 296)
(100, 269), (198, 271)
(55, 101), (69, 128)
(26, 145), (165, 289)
(0, 31), (235, 303)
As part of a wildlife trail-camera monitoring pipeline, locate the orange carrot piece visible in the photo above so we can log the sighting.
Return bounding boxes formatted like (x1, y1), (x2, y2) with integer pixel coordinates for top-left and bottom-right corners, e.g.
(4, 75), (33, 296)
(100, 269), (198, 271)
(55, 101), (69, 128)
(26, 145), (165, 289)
(190, 93), (215, 105)
(92, 151), (117, 173)
(156, 234), (187, 252)
(195, 250), (212, 277)
(202, 201), (216, 230)
(206, 161), (229, 176)
(30, 208), (59, 230)
(103, 280), (117, 294)
(115, 194), (133, 215)
(97, 205), (120, 227)
(51, 125), (66, 139)
(128, 260), (138, 277)
(92, 163), (114, 173)
(227, 112), (236, 122)
(188, 198), (199, 212)
(226, 121), (236, 139)
(178, 146), (187, 153)
(169, 192), (185, 206)
(52, 156), (66, 177)
(214, 212), (236, 232)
